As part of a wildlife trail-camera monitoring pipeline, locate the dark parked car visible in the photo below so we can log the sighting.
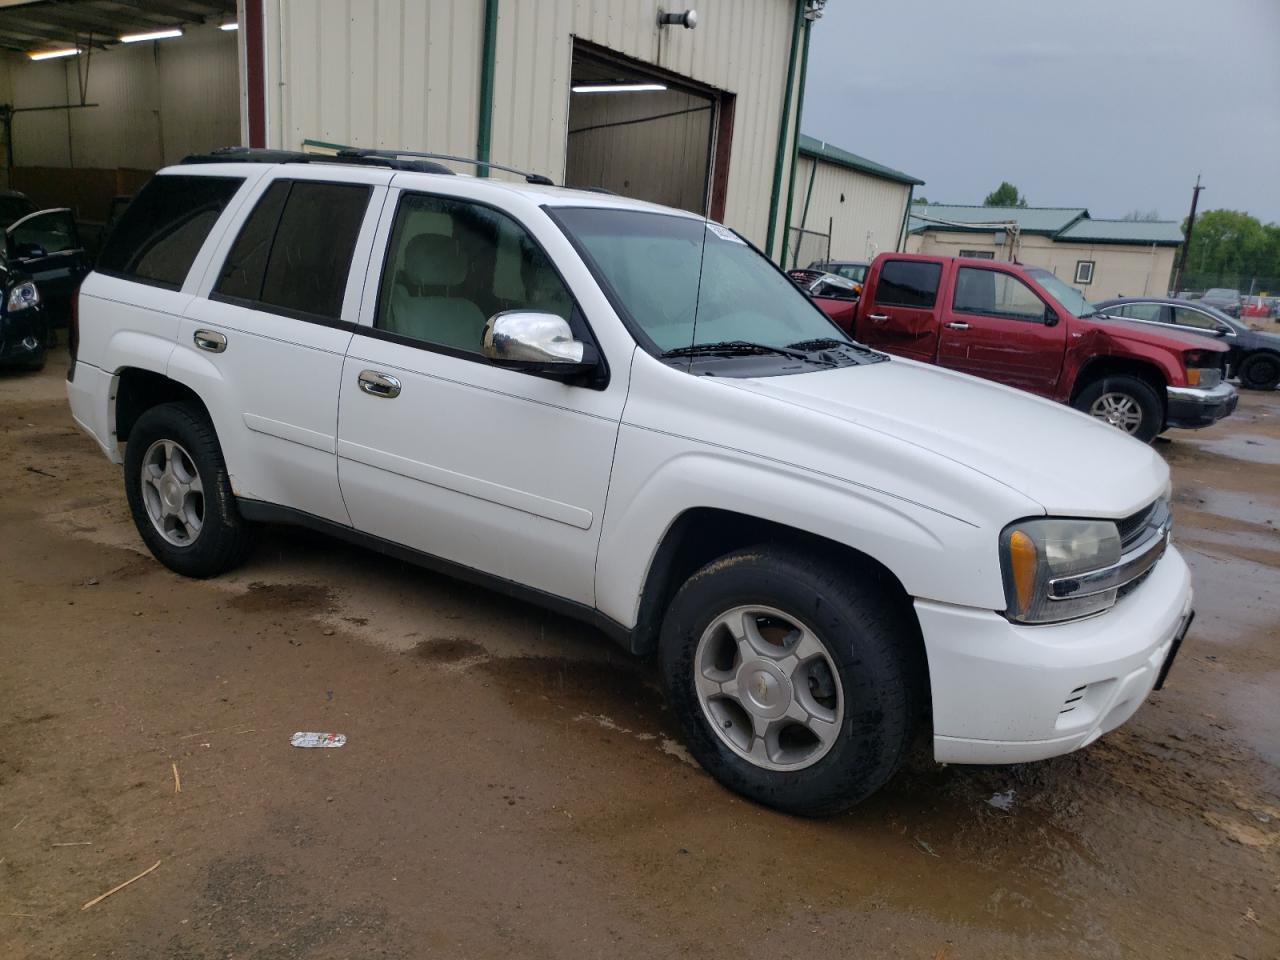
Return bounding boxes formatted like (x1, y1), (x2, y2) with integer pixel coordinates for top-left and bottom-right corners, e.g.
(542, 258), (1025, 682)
(1198, 287), (1243, 318)
(1097, 296), (1280, 391)
(0, 253), (48, 370)
(5, 207), (90, 328)
(786, 268), (860, 330)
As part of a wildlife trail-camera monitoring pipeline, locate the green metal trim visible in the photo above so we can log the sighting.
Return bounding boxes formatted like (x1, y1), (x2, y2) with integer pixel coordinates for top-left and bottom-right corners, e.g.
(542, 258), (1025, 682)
(779, 16), (812, 269)
(765, 0), (805, 261)
(897, 185), (913, 251)
(797, 155), (817, 247)
(476, 0), (499, 178)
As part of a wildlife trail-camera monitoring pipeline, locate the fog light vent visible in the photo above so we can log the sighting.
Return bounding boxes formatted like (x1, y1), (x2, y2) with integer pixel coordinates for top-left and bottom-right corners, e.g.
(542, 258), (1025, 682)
(1059, 684), (1089, 715)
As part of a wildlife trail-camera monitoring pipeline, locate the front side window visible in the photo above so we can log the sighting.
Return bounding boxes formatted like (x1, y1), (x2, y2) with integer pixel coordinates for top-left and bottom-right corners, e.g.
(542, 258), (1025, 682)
(876, 260), (942, 308)
(98, 174), (243, 290)
(1171, 306), (1221, 330)
(953, 267), (1047, 322)
(375, 193), (574, 354)
(8, 209), (79, 257)
(554, 207), (846, 355)
(215, 179), (371, 320)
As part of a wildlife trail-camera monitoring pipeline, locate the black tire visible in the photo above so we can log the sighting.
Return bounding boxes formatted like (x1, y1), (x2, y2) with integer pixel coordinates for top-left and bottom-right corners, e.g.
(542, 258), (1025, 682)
(124, 402), (256, 578)
(1071, 374), (1163, 443)
(659, 546), (921, 817)
(1238, 352), (1280, 391)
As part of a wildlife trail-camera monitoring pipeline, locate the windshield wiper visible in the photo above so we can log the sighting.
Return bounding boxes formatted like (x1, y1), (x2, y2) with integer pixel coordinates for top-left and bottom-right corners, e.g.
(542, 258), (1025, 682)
(661, 340), (831, 364)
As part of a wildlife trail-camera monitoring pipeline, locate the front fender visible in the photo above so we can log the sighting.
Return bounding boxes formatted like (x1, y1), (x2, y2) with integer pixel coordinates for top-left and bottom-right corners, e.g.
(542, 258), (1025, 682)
(595, 425), (1010, 630)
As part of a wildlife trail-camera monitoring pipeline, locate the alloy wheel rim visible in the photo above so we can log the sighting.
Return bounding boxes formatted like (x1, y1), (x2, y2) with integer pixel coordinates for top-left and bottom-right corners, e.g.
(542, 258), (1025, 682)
(1089, 392), (1143, 433)
(139, 439), (204, 546)
(693, 605), (844, 771)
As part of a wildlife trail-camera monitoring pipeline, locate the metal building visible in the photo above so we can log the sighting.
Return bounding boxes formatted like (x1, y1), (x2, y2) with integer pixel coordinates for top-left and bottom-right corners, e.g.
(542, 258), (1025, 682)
(786, 134), (923, 270)
(246, 0), (824, 255)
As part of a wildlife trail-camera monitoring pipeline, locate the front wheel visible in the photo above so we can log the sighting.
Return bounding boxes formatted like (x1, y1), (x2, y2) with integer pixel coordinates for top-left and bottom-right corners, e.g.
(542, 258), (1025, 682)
(1238, 352), (1280, 391)
(1072, 375), (1163, 443)
(659, 546), (920, 816)
(124, 402), (256, 578)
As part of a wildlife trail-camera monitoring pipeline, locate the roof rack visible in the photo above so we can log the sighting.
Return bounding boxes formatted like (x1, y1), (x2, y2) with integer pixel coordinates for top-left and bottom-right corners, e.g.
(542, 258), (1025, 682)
(335, 148), (555, 186)
(180, 146), (456, 176)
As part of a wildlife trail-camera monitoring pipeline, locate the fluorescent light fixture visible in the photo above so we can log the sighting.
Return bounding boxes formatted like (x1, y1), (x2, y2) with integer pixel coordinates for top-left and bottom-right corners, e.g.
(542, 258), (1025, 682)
(120, 28), (183, 43)
(29, 48), (79, 60)
(219, 22), (238, 31)
(571, 82), (667, 94)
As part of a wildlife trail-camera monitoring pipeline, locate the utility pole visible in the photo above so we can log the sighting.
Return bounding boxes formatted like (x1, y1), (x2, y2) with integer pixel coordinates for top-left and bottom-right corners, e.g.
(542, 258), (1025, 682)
(1172, 174), (1204, 294)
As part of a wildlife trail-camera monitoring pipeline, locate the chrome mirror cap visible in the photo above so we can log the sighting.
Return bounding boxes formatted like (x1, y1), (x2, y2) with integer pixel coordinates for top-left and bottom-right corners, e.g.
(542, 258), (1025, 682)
(483, 311), (585, 365)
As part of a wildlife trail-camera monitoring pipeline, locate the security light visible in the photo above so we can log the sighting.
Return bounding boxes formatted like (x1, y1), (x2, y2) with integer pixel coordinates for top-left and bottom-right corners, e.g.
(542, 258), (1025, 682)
(120, 28), (183, 43)
(657, 9), (698, 29)
(219, 22), (239, 31)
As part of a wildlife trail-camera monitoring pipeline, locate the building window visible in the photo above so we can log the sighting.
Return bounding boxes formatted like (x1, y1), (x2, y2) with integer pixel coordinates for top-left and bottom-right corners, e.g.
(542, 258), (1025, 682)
(959, 249), (995, 260)
(1074, 260), (1095, 285)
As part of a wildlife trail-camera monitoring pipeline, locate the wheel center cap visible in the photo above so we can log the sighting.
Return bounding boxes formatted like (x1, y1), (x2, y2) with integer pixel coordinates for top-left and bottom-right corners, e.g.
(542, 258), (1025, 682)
(737, 660), (791, 719)
(160, 477), (182, 510)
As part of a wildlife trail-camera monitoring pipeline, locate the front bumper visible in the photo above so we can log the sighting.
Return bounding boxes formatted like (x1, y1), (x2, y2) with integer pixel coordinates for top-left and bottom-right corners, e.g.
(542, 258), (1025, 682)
(917, 545), (1193, 764)
(1166, 381), (1237, 429)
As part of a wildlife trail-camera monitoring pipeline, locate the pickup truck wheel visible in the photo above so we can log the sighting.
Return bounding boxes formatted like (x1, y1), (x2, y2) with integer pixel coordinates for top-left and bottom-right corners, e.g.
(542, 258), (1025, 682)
(1073, 375), (1162, 442)
(124, 402), (256, 578)
(659, 546), (917, 816)
(1238, 352), (1280, 390)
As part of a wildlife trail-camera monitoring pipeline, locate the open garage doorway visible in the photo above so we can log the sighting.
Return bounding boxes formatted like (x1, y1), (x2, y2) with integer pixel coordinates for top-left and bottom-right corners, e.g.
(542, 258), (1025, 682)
(566, 43), (732, 219)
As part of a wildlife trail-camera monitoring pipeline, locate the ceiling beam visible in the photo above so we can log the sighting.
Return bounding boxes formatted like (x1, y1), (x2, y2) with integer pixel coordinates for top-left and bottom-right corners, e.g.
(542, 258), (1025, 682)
(5, 6), (152, 37)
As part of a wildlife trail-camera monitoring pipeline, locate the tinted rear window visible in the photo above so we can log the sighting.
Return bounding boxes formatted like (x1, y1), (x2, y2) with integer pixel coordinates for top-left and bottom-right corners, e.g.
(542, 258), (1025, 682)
(213, 180), (370, 321)
(97, 175), (243, 290)
(875, 260), (942, 308)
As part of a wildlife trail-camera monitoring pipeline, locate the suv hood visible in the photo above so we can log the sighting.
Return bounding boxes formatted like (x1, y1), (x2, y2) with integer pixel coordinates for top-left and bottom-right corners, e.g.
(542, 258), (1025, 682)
(729, 357), (1168, 519)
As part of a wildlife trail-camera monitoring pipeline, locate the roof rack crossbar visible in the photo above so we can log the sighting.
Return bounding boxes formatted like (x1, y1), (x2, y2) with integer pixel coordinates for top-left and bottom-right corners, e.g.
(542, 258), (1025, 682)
(336, 148), (555, 186)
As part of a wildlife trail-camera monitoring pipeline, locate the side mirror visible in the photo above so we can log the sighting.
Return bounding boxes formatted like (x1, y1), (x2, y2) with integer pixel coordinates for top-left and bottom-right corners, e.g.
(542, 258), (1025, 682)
(1044, 305), (1060, 327)
(482, 311), (599, 378)
(1212, 325), (1231, 337)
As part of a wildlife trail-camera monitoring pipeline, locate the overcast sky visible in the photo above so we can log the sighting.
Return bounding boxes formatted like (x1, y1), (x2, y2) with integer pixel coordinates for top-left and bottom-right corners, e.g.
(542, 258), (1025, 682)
(802, 0), (1280, 223)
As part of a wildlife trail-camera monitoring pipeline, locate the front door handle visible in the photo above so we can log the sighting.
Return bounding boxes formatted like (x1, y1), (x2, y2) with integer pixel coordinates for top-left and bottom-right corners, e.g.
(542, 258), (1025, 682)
(867, 313), (889, 322)
(945, 321), (970, 330)
(357, 369), (402, 399)
(193, 329), (227, 353)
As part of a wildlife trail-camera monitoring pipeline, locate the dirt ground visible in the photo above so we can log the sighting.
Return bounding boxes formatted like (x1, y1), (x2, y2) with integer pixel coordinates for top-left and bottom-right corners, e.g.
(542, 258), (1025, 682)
(1, 353), (1277, 960)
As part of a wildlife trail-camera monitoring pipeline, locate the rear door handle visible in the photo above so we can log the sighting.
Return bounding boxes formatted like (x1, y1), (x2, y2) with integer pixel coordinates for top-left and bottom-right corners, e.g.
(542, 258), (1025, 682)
(945, 321), (970, 330)
(193, 329), (227, 353)
(357, 369), (402, 399)
(867, 313), (889, 322)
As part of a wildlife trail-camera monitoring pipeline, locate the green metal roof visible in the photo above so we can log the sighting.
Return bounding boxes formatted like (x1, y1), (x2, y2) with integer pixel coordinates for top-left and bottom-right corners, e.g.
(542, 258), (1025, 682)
(798, 134), (924, 186)
(909, 203), (1087, 235)
(908, 203), (1184, 247)
(1057, 218), (1184, 247)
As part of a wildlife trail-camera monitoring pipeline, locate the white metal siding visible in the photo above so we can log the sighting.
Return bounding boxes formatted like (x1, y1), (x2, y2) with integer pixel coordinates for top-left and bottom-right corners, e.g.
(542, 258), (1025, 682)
(789, 155), (911, 266)
(4, 24), (239, 170)
(262, 0), (802, 247)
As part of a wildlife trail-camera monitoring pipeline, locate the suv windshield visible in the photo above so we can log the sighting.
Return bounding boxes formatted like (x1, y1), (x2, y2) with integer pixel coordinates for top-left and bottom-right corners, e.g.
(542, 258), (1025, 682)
(553, 207), (849, 356)
(1026, 267), (1095, 318)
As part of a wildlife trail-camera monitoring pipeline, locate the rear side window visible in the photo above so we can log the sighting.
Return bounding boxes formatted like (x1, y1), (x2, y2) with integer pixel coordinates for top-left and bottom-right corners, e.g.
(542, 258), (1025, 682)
(97, 175), (243, 290)
(875, 260), (942, 308)
(214, 180), (371, 321)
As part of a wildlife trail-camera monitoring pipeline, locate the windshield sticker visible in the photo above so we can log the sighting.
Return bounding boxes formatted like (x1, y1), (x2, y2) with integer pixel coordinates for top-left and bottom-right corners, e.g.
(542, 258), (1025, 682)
(706, 222), (746, 245)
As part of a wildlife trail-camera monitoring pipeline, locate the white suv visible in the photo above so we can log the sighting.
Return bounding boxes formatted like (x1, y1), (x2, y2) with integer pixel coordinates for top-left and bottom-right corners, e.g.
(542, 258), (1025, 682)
(66, 149), (1193, 815)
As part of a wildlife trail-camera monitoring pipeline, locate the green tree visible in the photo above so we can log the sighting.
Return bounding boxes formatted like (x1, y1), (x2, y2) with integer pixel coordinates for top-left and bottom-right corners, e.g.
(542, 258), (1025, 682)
(983, 181), (1028, 208)
(912, 196), (930, 205)
(1183, 209), (1271, 284)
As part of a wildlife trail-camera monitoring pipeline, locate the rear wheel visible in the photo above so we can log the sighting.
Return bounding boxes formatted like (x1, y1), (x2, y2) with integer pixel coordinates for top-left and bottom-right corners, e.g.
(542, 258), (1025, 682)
(1238, 352), (1280, 391)
(124, 402), (256, 578)
(1073, 375), (1162, 442)
(659, 546), (919, 816)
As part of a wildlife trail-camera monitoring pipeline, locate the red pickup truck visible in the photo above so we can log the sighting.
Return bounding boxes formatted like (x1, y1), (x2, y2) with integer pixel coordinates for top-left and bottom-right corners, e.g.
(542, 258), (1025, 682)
(811, 252), (1237, 442)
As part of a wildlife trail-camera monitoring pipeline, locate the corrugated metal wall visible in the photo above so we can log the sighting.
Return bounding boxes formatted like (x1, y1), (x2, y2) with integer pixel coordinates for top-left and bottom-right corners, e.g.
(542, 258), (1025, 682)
(3, 23), (239, 170)
(789, 155), (911, 265)
(262, 0), (802, 247)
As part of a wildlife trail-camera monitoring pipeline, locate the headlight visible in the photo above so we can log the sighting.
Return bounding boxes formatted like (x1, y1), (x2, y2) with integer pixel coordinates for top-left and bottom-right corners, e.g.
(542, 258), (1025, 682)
(7, 281), (39, 313)
(1000, 518), (1121, 624)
